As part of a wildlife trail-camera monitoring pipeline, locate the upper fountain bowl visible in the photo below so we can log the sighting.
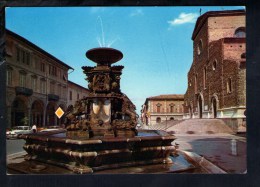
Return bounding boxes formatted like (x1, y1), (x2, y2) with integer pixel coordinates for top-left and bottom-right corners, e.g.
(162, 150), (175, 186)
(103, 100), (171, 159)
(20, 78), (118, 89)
(86, 47), (123, 66)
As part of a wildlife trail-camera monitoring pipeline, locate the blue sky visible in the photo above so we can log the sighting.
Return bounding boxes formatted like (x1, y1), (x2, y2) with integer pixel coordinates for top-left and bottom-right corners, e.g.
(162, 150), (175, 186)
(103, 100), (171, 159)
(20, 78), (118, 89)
(6, 6), (245, 113)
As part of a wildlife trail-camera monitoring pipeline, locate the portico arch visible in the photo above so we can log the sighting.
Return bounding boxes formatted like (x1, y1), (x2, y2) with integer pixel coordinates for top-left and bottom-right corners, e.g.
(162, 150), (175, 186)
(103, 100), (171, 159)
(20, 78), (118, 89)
(211, 94), (219, 118)
(31, 100), (44, 127)
(46, 101), (57, 126)
(11, 96), (29, 126)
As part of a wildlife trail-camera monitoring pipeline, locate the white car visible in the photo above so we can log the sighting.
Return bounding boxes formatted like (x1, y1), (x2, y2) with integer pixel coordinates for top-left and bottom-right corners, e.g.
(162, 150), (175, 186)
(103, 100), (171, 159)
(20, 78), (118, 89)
(136, 124), (141, 129)
(6, 126), (33, 139)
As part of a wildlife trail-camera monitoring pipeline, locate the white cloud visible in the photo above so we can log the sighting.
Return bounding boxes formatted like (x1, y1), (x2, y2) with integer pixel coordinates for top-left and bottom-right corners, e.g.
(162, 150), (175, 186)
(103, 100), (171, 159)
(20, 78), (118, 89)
(168, 12), (199, 27)
(129, 9), (144, 17)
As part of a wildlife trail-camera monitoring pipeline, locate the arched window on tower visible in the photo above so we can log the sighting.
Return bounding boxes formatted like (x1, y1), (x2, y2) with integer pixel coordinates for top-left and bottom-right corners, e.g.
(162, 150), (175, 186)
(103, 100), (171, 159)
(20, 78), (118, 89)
(227, 78), (232, 93)
(234, 27), (246, 38)
(203, 66), (207, 89)
(195, 74), (198, 93)
(213, 59), (217, 71)
(197, 39), (203, 56)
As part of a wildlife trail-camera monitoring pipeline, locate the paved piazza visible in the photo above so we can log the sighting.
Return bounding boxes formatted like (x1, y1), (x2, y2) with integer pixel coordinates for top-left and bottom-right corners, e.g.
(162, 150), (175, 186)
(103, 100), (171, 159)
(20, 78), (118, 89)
(174, 133), (246, 173)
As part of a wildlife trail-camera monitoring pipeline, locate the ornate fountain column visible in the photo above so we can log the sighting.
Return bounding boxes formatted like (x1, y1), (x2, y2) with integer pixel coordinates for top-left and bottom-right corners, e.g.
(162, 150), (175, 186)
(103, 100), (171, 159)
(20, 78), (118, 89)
(68, 47), (139, 137)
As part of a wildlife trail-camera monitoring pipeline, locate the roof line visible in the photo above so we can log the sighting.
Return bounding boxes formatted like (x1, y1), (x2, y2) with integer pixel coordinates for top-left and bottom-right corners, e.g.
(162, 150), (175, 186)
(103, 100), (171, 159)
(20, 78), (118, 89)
(6, 29), (74, 70)
(192, 9), (245, 40)
(68, 80), (89, 91)
(147, 94), (184, 99)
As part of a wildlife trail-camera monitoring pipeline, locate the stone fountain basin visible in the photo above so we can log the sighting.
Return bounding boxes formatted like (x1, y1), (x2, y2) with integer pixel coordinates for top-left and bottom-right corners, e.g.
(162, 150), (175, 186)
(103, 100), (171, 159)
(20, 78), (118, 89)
(17, 130), (176, 173)
(8, 130), (226, 174)
(86, 47), (123, 65)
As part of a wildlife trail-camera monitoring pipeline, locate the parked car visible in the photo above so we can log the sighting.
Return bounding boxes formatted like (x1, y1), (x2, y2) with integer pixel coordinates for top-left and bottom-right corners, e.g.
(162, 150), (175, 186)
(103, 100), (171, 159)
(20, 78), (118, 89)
(136, 124), (141, 129)
(6, 126), (33, 139)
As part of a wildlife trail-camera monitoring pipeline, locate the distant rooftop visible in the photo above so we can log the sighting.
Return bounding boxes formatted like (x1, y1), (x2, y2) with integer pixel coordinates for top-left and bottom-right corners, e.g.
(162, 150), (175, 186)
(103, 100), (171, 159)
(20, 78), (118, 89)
(68, 80), (89, 91)
(147, 94), (184, 100)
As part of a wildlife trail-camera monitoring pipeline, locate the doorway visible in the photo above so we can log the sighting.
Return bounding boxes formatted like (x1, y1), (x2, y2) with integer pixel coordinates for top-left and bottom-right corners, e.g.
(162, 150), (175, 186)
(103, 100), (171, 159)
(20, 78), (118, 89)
(198, 95), (202, 118)
(212, 98), (217, 118)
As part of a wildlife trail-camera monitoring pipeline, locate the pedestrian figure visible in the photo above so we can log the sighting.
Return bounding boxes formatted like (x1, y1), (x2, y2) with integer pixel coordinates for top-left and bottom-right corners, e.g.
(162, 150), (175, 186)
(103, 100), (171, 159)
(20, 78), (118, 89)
(32, 124), (37, 133)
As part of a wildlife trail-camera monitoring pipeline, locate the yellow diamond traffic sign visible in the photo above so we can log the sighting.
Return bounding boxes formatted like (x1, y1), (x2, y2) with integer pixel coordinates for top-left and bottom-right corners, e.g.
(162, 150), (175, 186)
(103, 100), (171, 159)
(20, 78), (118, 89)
(55, 107), (64, 119)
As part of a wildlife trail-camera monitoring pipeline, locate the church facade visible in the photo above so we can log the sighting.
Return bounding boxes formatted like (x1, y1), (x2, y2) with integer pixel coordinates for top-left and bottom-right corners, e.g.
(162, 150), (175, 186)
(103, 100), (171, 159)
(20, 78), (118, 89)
(183, 10), (246, 132)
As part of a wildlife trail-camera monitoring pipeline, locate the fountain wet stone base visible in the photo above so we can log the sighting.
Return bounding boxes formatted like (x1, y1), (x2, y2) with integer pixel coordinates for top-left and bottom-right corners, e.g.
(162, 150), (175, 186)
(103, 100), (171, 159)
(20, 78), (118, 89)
(8, 152), (203, 174)
(13, 130), (176, 174)
(8, 131), (206, 174)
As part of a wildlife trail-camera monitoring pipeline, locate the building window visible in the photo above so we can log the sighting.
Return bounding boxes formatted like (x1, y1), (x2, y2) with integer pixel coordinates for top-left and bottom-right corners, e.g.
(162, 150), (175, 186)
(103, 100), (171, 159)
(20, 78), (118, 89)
(57, 84), (62, 97)
(156, 117), (161, 124)
(170, 106), (174, 113)
(31, 76), (37, 91)
(16, 47), (20, 62)
(57, 69), (60, 79)
(19, 73), (26, 87)
(180, 105), (183, 113)
(69, 91), (72, 100)
(234, 27), (246, 38)
(63, 86), (67, 99)
(197, 39), (203, 55)
(50, 82), (55, 94)
(227, 78), (232, 93)
(40, 62), (45, 72)
(16, 47), (30, 65)
(213, 60), (217, 70)
(203, 67), (207, 89)
(169, 103), (174, 113)
(49, 65), (57, 76)
(25, 52), (30, 65)
(40, 79), (46, 93)
(194, 74), (198, 93)
(60, 70), (63, 79)
(6, 69), (12, 86)
(156, 103), (162, 113)
(157, 106), (160, 113)
(33, 56), (38, 69)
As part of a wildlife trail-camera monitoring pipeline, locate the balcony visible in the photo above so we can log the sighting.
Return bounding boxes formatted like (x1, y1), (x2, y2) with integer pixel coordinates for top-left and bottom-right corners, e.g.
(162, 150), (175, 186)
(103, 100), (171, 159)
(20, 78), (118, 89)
(15, 86), (33, 96)
(48, 94), (59, 101)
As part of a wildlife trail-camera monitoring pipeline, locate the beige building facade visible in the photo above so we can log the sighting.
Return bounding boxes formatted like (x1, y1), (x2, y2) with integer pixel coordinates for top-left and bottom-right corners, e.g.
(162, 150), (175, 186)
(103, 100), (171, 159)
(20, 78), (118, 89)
(5, 29), (88, 128)
(67, 80), (90, 108)
(141, 94), (184, 126)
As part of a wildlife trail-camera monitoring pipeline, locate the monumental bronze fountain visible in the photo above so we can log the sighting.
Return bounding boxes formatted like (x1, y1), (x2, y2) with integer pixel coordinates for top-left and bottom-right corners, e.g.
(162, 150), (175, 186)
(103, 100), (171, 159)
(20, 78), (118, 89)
(7, 48), (218, 174)
(66, 48), (138, 138)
